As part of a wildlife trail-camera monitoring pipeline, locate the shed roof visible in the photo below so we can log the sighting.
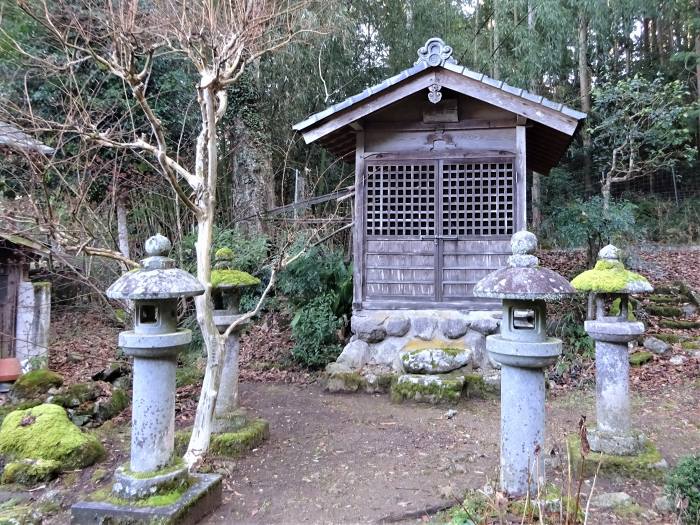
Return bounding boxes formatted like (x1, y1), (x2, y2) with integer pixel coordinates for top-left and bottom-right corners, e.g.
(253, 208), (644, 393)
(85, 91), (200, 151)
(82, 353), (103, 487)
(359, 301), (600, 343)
(293, 38), (586, 174)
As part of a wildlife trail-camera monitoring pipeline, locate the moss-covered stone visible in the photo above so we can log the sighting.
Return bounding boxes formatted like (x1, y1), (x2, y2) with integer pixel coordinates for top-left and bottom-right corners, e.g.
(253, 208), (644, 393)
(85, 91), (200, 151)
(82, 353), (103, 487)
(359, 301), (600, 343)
(50, 382), (98, 408)
(214, 247), (234, 261)
(0, 500), (42, 525)
(90, 480), (192, 507)
(655, 333), (685, 344)
(660, 319), (700, 330)
(90, 468), (109, 484)
(119, 457), (185, 480)
(1, 458), (61, 485)
(571, 259), (651, 293)
(567, 435), (665, 481)
(210, 269), (260, 288)
(390, 374), (463, 404)
(629, 351), (653, 366)
(648, 294), (680, 304)
(0, 401), (41, 427)
(94, 388), (129, 421)
(10, 370), (63, 402)
(326, 371), (366, 393)
(681, 340), (700, 350)
(609, 297), (637, 320)
(209, 419), (269, 457)
(0, 404), (104, 470)
(646, 305), (683, 318)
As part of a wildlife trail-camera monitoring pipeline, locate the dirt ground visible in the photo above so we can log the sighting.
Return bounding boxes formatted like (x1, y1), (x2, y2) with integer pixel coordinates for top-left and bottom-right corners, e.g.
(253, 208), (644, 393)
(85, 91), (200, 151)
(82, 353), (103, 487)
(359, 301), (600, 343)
(192, 378), (700, 525)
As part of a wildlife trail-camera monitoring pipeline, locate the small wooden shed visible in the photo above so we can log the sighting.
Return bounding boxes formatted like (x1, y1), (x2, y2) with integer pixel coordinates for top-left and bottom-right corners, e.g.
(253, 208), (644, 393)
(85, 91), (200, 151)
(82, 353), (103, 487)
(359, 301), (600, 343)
(293, 38), (586, 312)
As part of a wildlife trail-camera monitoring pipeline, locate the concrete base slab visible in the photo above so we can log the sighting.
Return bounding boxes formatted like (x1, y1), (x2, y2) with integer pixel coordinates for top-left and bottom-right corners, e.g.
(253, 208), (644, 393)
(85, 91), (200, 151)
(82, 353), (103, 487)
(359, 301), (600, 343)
(588, 429), (646, 456)
(567, 435), (667, 482)
(71, 473), (222, 525)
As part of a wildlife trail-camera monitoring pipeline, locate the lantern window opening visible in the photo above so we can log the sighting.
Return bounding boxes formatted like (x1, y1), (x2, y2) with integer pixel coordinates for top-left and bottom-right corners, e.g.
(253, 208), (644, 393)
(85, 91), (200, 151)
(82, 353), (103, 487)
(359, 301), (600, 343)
(512, 308), (536, 330)
(139, 304), (158, 325)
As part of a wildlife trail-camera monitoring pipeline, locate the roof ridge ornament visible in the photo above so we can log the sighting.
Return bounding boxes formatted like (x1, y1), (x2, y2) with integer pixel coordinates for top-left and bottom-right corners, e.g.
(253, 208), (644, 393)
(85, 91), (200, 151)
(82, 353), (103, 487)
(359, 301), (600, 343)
(415, 38), (457, 67)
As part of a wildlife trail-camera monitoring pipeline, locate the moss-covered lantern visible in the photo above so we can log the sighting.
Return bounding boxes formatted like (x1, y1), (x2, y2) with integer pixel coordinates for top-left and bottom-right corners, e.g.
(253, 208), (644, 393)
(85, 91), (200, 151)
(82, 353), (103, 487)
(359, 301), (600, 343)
(210, 247), (261, 434)
(571, 245), (653, 456)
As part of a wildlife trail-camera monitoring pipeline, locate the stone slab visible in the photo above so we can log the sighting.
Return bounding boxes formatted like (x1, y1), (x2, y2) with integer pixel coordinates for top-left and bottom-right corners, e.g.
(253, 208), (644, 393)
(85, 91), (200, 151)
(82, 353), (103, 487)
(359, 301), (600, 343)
(71, 473), (222, 525)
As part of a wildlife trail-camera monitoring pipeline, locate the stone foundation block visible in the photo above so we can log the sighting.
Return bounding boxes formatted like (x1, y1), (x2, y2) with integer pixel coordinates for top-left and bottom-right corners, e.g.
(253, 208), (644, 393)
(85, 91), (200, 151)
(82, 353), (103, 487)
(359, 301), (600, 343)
(337, 340), (370, 368)
(71, 472), (222, 525)
(567, 435), (667, 482)
(209, 419), (269, 457)
(400, 347), (471, 373)
(390, 374), (464, 404)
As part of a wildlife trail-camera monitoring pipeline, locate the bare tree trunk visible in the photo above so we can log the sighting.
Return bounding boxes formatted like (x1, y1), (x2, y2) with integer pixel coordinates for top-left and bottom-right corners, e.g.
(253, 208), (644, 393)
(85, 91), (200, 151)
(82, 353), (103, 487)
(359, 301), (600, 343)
(602, 178), (611, 212)
(116, 195), (130, 260)
(185, 84), (225, 468)
(578, 14), (593, 195)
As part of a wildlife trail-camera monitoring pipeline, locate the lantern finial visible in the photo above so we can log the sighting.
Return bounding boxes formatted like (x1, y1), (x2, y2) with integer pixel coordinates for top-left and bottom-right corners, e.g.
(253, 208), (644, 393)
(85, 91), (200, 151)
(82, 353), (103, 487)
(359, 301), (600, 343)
(144, 234), (171, 257)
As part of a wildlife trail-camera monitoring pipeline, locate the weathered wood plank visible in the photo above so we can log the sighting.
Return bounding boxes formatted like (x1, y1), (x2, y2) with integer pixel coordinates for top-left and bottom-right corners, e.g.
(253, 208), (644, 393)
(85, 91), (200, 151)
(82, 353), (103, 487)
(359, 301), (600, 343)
(353, 132), (365, 307)
(365, 128), (515, 154)
(515, 125), (527, 231)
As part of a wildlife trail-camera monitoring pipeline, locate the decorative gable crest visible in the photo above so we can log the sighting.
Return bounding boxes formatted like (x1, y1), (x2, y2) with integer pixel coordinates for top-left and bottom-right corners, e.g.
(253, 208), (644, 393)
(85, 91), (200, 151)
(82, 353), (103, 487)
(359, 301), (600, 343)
(415, 38), (457, 67)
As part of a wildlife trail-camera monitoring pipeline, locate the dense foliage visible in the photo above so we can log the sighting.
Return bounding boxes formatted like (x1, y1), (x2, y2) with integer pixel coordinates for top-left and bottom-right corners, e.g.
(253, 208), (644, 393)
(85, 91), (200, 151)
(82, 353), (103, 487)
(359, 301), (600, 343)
(666, 455), (700, 524)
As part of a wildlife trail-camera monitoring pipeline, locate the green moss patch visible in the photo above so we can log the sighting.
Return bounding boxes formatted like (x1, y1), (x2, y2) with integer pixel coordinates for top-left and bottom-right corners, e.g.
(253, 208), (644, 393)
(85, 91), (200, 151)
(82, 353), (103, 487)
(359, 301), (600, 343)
(646, 305), (683, 318)
(648, 294), (681, 304)
(571, 259), (650, 293)
(403, 339), (462, 353)
(660, 319), (700, 330)
(629, 351), (654, 366)
(210, 419), (269, 457)
(0, 403), (104, 470)
(120, 457), (185, 480)
(210, 269), (260, 288)
(655, 333), (685, 344)
(214, 247), (234, 261)
(326, 371), (365, 393)
(567, 435), (664, 481)
(1, 458), (61, 485)
(390, 375), (463, 404)
(0, 501), (42, 525)
(10, 370), (63, 401)
(681, 340), (700, 350)
(90, 480), (191, 508)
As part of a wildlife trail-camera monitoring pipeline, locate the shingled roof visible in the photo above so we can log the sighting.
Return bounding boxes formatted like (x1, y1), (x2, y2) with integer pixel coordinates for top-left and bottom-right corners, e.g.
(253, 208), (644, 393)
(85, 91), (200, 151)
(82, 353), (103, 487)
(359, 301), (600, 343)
(293, 38), (586, 174)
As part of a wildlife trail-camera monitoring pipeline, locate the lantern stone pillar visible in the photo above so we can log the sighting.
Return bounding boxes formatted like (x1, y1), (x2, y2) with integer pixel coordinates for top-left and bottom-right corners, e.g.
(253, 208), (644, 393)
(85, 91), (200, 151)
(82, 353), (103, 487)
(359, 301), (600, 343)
(474, 231), (575, 497)
(571, 245), (653, 455)
(72, 234), (222, 524)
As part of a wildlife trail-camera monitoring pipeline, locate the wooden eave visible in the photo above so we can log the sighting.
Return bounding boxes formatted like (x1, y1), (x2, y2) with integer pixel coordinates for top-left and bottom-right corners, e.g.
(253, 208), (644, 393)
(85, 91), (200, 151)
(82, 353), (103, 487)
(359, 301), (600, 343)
(293, 64), (585, 174)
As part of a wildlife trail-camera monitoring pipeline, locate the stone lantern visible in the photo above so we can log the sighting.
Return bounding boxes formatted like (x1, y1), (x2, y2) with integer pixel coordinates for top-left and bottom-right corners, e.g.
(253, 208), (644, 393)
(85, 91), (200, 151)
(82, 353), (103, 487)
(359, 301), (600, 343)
(210, 247), (260, 432)
(474, 231), (575, 497)
(72, 234), (221, 524)
(571, 244), (653, 455)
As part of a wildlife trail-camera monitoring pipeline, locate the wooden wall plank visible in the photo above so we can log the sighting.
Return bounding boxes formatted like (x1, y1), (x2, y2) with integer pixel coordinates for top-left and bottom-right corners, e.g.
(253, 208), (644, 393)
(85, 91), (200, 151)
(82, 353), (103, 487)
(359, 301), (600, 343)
(515, 125), (527, 231)
(353, 132), (365, 307)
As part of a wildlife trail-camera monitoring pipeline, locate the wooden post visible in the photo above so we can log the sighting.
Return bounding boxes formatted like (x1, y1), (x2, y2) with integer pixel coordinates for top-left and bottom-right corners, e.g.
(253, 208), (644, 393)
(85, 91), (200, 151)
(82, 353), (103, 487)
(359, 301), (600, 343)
(293, 169), (305, 220)
(515, 125), (527, 231)
(352, 132), (365, 309)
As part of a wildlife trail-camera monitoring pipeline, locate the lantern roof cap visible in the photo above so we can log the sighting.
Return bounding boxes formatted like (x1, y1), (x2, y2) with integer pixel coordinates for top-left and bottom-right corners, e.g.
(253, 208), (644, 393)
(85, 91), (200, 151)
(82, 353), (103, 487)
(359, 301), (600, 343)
(570, 244), (653, 295)
(106, 234), (205, 300)
(473, 231), (575, 300)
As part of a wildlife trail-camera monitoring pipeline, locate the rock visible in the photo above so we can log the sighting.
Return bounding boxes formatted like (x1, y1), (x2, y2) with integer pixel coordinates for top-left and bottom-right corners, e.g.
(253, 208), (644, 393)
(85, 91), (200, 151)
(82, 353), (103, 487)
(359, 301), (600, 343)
(1, 458), (61, 485)
(9, 370), (63, 402)
(91, 362), (129, 383)
(412, 317), (437, 340)
(325, 362), (351, 375)
(93, 388), (128, 422)
(385, 317), (410, 337)
(400, 348), (471, 374)
(669, 355), (687, 366)
(390, 374), (464, 404)
(465, 331), (489, 369)
(50, 382), (100, 409)
(591, 492), (632, 509)
(351, 314), (387, 343)
(687, 288), (700, 307)
(441, 318), (469, 339)
(468, 317), (500, 335)
(653, 495), (673, 513)
(0, 403), (104, 470)
(643, 336), (670, 355)
(336, 340), (370, 368)
(371, 339), (404, 366)
(681, 304), (698, 317)
(693, 351), (700, 360)
(629, 351), (653, 366)
(209, 419), (269, 457)
(444, 409), (457, 419)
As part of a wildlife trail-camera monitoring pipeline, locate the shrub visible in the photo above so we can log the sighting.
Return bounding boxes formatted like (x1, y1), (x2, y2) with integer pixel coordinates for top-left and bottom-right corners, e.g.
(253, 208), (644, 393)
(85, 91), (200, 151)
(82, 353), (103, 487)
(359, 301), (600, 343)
(665, 455), (700, 524)
(544, 196), (642, 264)
(290, 294), (343, 368)
(278, 243), (352, 319)
(182, 227), (269, 274)
(634, 197), (700, 244)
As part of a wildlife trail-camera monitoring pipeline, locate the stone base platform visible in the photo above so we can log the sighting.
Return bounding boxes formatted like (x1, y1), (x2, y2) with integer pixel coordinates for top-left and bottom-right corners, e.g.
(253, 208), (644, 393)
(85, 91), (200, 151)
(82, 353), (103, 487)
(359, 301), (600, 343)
(337, 309), (501, 371)
(567, 435), (667, 481)
(71, 473), (222, 525)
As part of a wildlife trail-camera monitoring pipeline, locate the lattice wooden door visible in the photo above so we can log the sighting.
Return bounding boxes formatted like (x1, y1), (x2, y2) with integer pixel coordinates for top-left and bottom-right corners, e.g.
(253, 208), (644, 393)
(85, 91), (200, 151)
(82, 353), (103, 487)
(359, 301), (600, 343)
(363, 157), (515, 304)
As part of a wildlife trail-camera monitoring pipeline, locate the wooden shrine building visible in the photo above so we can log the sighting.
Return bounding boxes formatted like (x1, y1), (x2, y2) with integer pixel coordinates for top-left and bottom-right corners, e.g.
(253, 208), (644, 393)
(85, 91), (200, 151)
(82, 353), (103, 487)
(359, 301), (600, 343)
(294, 38), (586, 312)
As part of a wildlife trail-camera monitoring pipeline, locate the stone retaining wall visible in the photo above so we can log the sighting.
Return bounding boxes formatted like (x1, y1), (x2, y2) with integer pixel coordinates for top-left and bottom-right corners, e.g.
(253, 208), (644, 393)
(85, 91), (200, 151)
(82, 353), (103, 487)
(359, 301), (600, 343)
(335, 309), (501, 371)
